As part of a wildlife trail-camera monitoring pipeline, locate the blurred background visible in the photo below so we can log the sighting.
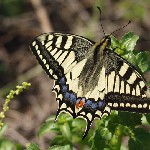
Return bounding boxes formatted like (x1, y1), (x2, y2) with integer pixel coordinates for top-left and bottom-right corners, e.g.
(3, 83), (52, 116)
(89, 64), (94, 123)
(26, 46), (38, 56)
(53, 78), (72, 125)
(0, 0), (150, 149)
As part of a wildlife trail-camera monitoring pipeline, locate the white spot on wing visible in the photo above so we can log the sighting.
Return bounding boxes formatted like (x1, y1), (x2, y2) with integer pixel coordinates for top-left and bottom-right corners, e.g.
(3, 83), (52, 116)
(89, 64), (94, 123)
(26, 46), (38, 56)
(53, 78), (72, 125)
(61, 103), (67, 109)
(127, 72), (137, 84)
(114, 76), (120, 92)
(46, 64), (49, 69)
(113, 103), (118, 107)
(126, 84), (130, 94)
(120, 81), (124, 93)
(61, 51), (75, 71)
(87, 113), (92, 121)
(132, 88), (135, 95)
(139, 81), (145, 89)
(64, 36), (73, 49)
(48, 35), (53, 40)
(143, 103), (147, 108)
(35, 45), (38, 50)
(136, 85), (140, 96)
(47, 46), (52, 51)
(45, 41), (53, 48)
(54, 50), (62, 60)
(57, 51), (68, 64)
(119, 63), (129, 76)
(55, 36), (62, 48)
(50, 48), (58, 56)
(108, 71), (115, 92)
(32, 41), (36, 46)
(95, 110), (102, 117)
(37, 50), (40, 55)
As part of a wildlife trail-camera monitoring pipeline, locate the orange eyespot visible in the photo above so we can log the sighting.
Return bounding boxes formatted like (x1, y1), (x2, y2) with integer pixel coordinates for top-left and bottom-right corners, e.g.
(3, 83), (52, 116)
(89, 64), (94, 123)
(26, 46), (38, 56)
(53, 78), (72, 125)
(79, 100), (84, 107)
(76, 102), (79, 109)
(76, 100), (85, 109)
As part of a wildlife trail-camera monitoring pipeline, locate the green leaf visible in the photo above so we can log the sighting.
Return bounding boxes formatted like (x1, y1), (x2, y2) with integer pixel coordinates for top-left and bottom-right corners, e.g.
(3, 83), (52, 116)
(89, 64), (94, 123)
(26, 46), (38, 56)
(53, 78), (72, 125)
(57, 113), (73, 124)
(136, 51), (150, 73)
(122, 52), (138, 68)
(145, 114), (150, 124)
(110, 36), (120, 49)
(0, 139), (15, 150)
(49, 145), (71, 150)
(128, 128), (150, 150)
(72, 118), (86, 129)
(38, 121), (58, 137)
(94, 129), (107, 150)
(59, 123), (72, 141)
(118, 112), (142, 127)
(120, 32), (139, 52)
(26, 143), (40, 150)
(50, 135), (65, 145)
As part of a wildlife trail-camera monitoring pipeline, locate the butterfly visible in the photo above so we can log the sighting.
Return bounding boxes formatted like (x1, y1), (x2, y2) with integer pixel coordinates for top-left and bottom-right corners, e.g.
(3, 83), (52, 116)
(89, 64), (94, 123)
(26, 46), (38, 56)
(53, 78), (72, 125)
(30, 32), (150, 139)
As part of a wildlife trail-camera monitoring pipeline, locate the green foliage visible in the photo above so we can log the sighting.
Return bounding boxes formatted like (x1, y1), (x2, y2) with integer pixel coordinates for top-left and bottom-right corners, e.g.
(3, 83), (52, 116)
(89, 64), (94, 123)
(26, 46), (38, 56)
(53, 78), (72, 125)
(111, 32), (150, 74)
(26, 143), (40, 150)
(0, 82), (31, 150)
(0, 0), (24, 17)
(0, 125), (22, 150)
(0, 82), (31, 129)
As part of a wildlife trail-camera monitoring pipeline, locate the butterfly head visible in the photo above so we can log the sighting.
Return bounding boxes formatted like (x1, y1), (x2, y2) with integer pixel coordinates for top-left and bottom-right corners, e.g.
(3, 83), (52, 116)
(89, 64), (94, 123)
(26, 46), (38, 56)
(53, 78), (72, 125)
(97, 35), (111, 51)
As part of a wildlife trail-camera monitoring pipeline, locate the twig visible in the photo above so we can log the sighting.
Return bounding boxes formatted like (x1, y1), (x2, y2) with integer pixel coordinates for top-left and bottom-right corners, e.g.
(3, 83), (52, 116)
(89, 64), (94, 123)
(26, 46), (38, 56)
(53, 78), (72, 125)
(30, 0), (53, 32)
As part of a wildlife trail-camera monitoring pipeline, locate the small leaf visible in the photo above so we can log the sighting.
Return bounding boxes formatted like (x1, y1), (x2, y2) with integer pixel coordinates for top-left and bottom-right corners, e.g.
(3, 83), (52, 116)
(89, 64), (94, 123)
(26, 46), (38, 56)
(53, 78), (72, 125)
(26, 143), (40, 150)
(0, 139), (15, 150)
(118, 112), (142, 128)
(122, 52), (138, 68)
(50, 135), (65, 145)
(120, 32), (139, 52)
(59, 123), (72, 141)
(110, 36), (120, 49)
(72, 118), (86, 129)
(49, 145), (71, 150)
(57, 113), (73, 124)
(136, 51), (150, 73)
(145, 114), (150, 124)
(38, 121), (58, 137)
(128, 128), (150, 150)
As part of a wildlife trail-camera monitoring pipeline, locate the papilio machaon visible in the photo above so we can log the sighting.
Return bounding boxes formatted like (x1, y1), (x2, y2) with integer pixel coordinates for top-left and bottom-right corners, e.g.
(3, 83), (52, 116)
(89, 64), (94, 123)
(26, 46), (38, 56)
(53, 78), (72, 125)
(30, 32), (150, 139)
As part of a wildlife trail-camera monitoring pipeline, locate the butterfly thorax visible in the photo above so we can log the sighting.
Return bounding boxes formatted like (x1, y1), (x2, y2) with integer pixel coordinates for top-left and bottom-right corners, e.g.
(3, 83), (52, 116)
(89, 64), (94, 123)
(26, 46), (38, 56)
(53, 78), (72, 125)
(78, 36), (111, 96)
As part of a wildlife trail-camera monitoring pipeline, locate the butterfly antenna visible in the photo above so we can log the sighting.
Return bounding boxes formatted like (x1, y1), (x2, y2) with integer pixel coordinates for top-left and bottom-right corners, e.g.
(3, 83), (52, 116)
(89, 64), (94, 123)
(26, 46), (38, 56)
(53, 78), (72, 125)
(110, 20), (131, 36)
(97, 6), (106, 36)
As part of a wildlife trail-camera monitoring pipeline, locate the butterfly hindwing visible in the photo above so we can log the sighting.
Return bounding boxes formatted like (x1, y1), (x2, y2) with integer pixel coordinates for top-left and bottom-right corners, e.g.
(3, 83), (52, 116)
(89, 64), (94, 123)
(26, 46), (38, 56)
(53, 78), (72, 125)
(105, 49), (150, 112)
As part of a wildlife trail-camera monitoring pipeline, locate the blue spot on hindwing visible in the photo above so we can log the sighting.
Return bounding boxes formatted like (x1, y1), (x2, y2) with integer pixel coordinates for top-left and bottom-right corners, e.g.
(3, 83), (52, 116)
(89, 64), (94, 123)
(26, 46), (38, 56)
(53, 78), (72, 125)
(64, 92), (70, 99)
(61, 85), (68, 93)
(98, 101), (105, 108)
(91, 103), (98, 109)
(59, 77), (66, 86)
(69, 93), (76, 104)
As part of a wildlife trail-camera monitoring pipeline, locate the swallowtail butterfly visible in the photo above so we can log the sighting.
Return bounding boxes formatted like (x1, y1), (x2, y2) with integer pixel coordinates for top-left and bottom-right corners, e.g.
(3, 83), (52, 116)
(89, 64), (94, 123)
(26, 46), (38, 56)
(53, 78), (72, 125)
(30, 32), (150, 139)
